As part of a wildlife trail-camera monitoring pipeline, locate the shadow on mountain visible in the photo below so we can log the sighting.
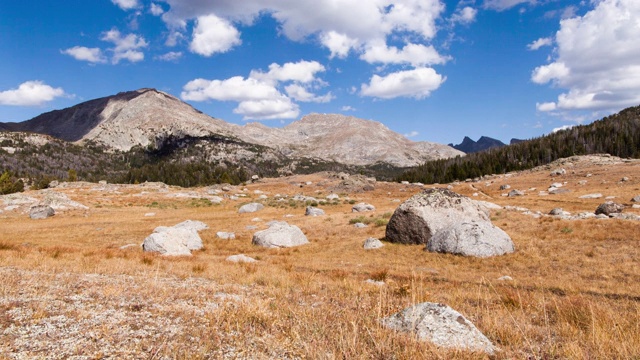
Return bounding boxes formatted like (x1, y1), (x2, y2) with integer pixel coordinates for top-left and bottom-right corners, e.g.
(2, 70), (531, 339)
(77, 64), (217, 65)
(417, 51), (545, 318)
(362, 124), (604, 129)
(0, 89), (150, 142)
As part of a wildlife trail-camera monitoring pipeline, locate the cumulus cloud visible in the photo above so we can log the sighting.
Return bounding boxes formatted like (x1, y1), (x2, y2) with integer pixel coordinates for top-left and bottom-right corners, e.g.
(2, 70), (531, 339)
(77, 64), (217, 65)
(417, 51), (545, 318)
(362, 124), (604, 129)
(189, 14), (241, 56)
(0, 81), (66, 106)
(532, 0), (640, 112)
(536, 102), (557, 112)
(249, 61), (326, 85)
(150, 3), (164, 16)
(527, 37), (552, 51)
(160, 1), (446, 64)
(483, 0), (535, 11)
(159, 1), (456, 102)
(361, 67), (445, 99)
(284, 84), (333, 103)
(111, 0), (139, 11)
(361, 41), (448, 67)
(181, 60), (333, 120)
(155, 51), (183, 61)
(319, 31), (358, 59)
(341, 105), (356, 111)
(404, 131), (419, 138)
(101, 29), (148, 64)
(451, 6), (478, 24)
(531, 62), (569, 84)
(552, 125), (573, 133)
(61, 46), (107, 63)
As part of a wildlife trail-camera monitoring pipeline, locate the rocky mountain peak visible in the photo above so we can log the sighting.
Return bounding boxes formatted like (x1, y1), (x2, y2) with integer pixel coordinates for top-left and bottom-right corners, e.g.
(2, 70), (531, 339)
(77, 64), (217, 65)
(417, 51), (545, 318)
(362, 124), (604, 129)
(1, 89), (463, 167)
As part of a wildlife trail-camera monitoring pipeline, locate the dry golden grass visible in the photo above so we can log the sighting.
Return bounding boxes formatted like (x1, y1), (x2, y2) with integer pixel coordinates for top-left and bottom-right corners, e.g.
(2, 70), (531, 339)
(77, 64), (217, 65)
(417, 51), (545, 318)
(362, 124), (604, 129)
(1, 158), (639, 359)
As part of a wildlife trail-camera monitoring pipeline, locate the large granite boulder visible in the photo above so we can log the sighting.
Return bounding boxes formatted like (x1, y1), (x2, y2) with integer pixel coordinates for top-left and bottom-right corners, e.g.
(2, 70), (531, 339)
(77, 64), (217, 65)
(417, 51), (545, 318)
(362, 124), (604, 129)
(426, 222), (514, 258)
(142, 220), (208, 256)
(382, 302), (497, 355)
(252, 221), (309, 248)
(385, 188), (489, 245)
(385, 188), (514, 257)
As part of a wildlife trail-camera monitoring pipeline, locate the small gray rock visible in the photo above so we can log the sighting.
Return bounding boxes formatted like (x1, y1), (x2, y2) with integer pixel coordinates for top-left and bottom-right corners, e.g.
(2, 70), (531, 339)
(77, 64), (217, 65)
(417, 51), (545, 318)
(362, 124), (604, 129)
(305, 206), (325, 216)
(595, 201), (624, 216)
(354, 222), (368, 228)
(579, 193), (603, 199)
(550, 168), (566, 176)
(29, 205), (55, 220)
(382, 302), (497, 354)
(216, 232), (236, 240)
(239, 203), (264, 213)
(352, 203), (375, 212)
(252, 221), (309, 248)
(226, 254), (257, 263)
(499, 184), (511, 190)
(549, 208), (564, 216)
(631, 195), (640, 202)
(365, 279), (385, 286)
(507, 190), (524, 197)
(363, 237), (384, 250)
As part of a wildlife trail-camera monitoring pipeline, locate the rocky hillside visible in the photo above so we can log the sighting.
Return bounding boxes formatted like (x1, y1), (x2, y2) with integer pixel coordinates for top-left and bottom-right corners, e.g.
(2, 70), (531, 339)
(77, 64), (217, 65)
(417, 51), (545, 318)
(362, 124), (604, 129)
(1, 88), (462, 167)
(4, 88), (236, 150)
(241, 114), (463, 166)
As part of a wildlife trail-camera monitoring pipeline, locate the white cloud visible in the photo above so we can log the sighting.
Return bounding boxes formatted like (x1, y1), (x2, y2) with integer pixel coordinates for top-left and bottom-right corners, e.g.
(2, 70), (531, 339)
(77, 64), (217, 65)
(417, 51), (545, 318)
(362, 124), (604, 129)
(451, 6), (478, 24)
(181, 77), (299, 120)
(531, 62), (569, 84)
(61, 46), (107, 63)
(341, 105), (356, 111)
(166, 31), (185, 47)
(155, 51), (183, 61)
(111, 0), (139, 11)
(532, 0), (640, 112)
(361, 41), (448, 67)
(249, 61), (326, 85)
(319, 31), (358, 59)
(552, 125), (573, 133)
(0, 81), (66, 106)
(527, 37), (552, 51)
(150, 3), (164, 16)
(180, 59), (333, 119)
(483, 0), (535, 11)
(285, 84), (333, 103)
(536, 102), (557, 112)
(160, 1), (447, 69)
(234, 98), (299, 120)
(361, 67), (445, 99)
(101, 29), (148, 64)
(404, 131), (419, 138)
(182, 77), (280, 102)
(190, 14), (241, 56)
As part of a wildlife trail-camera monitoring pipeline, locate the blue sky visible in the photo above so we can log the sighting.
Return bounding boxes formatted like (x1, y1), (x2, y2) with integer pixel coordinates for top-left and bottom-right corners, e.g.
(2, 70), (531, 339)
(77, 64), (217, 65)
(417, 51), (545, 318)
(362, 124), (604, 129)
(1, 0), (639, 145)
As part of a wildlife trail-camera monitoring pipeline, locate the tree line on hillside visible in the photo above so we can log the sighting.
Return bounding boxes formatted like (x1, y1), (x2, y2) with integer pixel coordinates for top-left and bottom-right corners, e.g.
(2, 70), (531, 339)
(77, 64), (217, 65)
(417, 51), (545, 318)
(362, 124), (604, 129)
(398, 105), (640, 184)
(0, 132), (403, 194)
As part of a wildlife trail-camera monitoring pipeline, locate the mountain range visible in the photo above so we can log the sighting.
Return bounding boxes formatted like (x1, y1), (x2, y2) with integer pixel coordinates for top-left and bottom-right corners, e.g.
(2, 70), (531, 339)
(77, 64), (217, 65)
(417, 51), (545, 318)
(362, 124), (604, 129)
(0, 88), (462, 168)
(449, 136), (525, 153)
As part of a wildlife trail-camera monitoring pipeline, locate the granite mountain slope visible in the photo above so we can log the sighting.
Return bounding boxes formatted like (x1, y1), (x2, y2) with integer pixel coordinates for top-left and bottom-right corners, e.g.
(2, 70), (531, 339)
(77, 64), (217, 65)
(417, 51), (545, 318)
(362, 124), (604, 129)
(1, 88), (462, 167)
